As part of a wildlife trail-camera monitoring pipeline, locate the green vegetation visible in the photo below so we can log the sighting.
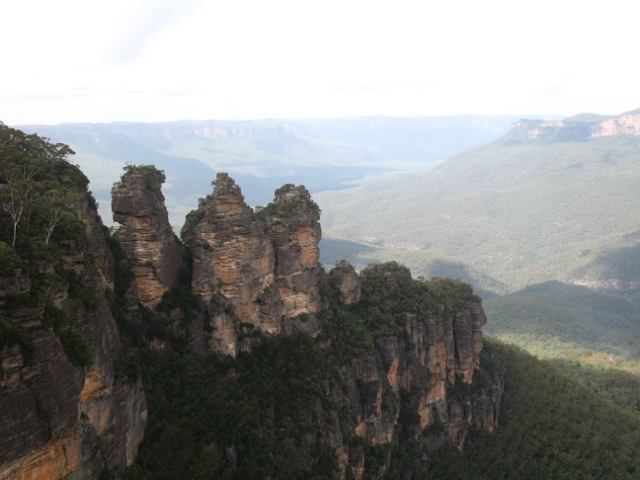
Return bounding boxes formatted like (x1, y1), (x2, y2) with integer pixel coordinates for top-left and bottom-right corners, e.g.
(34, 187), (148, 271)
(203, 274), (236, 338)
(484, 281), (640, 361)
(126, 265), (491, 478)
(572, 243), (640, 285)
(127, 336), (338, 480)
(59, 267), (101, 311)
(549, 360), (640, 416)
(43, 303), (92, 367)
(0, 122), (85, 253)
(318, 136), (640, 292)
(427, 341), (640, 479)
(0, 312), (31, 358)
(0, 124), (96, 368)
(0, 241), (22, 275)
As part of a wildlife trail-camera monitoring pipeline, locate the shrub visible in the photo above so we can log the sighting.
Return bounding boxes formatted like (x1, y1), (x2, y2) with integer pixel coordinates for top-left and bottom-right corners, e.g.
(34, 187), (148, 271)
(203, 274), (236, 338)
(0, 242), (22, 275)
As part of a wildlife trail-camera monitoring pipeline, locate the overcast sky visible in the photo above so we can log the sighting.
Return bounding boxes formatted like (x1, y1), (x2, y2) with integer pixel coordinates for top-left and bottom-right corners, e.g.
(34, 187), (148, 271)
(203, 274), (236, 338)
(2, 0), (639, 124)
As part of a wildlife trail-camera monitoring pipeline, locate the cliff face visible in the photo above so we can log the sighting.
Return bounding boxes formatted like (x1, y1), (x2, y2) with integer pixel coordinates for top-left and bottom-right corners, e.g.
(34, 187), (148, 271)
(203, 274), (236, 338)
(174, 175), (500, 475)
(182, 173), (322, 355)
(507, 108), (640, 142)
(320, 263), (502, 478)
(0, 170), (146, 479)
(112, 165), (182, 308)
(592, 109), (640, 137)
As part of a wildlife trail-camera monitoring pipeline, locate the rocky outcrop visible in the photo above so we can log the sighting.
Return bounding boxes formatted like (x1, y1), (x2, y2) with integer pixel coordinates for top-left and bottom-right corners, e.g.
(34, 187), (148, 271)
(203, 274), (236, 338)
(507, 108), (640, 143)
(1, 175), (146, 479)
(112, 165), (182, 308)
(352, 264), (499, 446)
(570, 278), (640, 293)
(265, 184), (322, 318)
(592, 108), (640, 137)
(261, 262), (503, 479)
(182, 173), (322, 355)
(183, 173), (275, 325)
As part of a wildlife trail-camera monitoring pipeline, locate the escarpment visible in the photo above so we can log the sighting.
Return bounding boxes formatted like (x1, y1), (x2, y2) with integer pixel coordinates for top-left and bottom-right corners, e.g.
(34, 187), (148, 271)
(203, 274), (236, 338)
(318, 263), (502, 478)
(0, 149), (146, 479)
(1, 130), (501, 480)
(112, 165), (182, 308)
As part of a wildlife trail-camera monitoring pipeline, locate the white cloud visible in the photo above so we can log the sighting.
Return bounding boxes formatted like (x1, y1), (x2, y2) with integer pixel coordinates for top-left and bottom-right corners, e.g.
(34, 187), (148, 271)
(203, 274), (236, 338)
(1, 0), (639, 124)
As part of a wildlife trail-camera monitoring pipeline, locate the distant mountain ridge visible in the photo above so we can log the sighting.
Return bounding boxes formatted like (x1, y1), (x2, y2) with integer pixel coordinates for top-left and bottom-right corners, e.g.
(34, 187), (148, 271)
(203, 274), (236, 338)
(318, 108), (640, 292)
(506, 108), (640, 143)
(17, 116), (517, 227)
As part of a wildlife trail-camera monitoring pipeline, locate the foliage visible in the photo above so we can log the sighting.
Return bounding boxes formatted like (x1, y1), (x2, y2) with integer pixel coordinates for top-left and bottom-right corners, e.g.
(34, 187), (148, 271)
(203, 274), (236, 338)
(549, 360), (640, 417)
(0, 312), (31, 358)
(127, 335), (338, 480)
(59, 267), (101, 311)
(318, 136), (640, 293)
(127, 262), (491, 478)
(572, 243), (640, 283)
(0, 122), (82, 250)
(0, 126), (99, 370)
(484, 281), (640, 360)
(426, 341), (640, 480)
(0, 241), (22, 275)
(43, 302), (92, 367)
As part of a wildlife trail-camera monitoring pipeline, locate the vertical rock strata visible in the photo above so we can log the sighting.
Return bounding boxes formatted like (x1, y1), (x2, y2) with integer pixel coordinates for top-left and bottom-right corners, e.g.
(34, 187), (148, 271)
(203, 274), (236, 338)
(0, 185), (146, 479)
(182, 173), (322, 355)
(265, 184), (322, 317)
(112, 166), (182, 308)
(323, 263), (502, 478)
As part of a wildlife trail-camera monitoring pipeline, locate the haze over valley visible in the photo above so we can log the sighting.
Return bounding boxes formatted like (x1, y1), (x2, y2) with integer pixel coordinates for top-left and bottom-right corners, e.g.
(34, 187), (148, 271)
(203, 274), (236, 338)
(21, 115), (517, 226)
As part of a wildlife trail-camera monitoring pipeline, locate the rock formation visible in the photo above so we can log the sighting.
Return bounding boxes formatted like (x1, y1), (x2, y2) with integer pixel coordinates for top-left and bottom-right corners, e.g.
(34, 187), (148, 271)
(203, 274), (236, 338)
(265, 184), (322, 317)
(182, 173), (322, 355)
(258, 262), (503, 479)
(592, 108), (640, 137)
(329, 260), (362, 304)
(112, 165), (182, 308)
(508, 108), (640, 142)
(350, 264), (497, 441)
(0, 179), (146, 479)
(1, 147), (502, 479)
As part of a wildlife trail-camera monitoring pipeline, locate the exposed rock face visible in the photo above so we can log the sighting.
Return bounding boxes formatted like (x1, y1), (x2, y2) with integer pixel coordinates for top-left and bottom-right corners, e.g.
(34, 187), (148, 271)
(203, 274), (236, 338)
(182, 173), (322, 355)
(112, 165), (182, 308)
(592, 109), (640, 137)
(508, 108), (640, 142)
(354, 264), (498, 442)
(329, 260), (362, 304)
(184, 173), (275, 323)
(266, 184), (322, 318)
(336, 264), (501, 478)
(257, 262), (502, 479)
(0, 183), (146, 479)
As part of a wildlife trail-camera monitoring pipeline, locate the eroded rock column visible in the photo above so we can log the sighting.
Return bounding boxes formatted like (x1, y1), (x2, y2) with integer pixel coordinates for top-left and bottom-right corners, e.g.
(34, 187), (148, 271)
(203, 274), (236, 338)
(112, 165), (182, 308)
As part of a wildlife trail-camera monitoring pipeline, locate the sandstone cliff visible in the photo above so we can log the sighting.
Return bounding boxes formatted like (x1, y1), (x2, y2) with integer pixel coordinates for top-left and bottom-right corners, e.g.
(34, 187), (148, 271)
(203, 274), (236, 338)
(508, 108), (640, 142)
(1, 146), (502, 479)
(320, 263), (502, 478)
(174, 175), (501, 476)
(112, 165), (182, 308)
(0, 161), (146, 479)
(182, 173), (322, 356)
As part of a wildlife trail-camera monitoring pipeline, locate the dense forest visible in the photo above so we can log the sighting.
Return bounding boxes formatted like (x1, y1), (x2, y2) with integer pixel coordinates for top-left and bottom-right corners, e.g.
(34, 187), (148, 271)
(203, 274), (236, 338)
(428, 342), (640, 480)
